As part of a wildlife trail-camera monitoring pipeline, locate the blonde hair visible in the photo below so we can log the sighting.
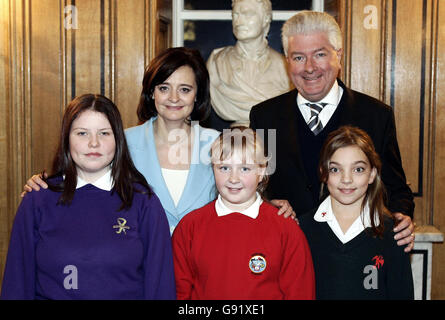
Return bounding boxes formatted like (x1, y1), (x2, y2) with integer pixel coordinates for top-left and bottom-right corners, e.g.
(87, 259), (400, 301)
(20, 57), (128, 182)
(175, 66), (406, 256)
(210, 126), (269, 194)
(282, 10), (343, 56)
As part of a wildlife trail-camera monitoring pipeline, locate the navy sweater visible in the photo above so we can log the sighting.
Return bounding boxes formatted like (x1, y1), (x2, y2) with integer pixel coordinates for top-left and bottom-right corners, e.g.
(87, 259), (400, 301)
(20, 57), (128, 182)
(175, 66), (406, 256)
(299, 213), (414, 300)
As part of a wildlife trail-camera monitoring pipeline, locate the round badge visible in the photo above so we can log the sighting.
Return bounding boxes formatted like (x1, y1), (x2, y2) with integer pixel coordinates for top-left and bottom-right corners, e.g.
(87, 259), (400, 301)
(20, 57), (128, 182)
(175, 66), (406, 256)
(249, 254), (267, 274)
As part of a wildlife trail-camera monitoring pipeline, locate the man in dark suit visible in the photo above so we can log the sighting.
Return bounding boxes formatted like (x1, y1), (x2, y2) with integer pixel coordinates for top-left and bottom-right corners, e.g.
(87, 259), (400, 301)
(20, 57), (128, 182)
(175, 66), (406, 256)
(250, 11), (415, 251)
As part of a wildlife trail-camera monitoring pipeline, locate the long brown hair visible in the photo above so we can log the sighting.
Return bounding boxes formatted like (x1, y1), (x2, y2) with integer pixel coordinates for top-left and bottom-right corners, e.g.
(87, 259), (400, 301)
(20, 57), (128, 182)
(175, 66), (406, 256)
(319, 125), (391, 237)
(47, 94), (153, 210)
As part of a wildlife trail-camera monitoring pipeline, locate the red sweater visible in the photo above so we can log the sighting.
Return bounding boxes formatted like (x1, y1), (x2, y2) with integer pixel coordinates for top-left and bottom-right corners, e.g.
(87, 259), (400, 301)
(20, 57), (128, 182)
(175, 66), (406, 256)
(172, 200), (315, 300)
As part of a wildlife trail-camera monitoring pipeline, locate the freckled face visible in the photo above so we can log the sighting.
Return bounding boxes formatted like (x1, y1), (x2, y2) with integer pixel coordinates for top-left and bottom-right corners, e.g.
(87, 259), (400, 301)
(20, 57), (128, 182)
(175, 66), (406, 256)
(286, 32), (342, 102)
(153, 65), (197, 123)
(69, 110), (116, 182)
(326, 145), (377, 210)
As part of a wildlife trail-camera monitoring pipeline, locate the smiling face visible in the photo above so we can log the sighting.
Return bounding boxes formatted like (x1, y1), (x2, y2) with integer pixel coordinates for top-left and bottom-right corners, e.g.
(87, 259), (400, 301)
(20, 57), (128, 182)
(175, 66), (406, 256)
(213, 151), (265, 212)
(153, 65), (197, 123)
(286, 32), (342, 102)
(69, 110), (116, 183)
(326, 145), (377, 212)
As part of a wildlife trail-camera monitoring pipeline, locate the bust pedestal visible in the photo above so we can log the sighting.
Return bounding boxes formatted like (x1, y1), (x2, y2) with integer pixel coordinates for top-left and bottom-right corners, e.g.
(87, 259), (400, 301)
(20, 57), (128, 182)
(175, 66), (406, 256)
(411, 225), (443, 300)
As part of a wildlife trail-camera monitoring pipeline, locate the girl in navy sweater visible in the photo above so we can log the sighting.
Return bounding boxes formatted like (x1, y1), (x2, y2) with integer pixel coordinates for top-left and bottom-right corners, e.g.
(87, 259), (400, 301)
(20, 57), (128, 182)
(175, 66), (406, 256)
(299, 125), (414, 299)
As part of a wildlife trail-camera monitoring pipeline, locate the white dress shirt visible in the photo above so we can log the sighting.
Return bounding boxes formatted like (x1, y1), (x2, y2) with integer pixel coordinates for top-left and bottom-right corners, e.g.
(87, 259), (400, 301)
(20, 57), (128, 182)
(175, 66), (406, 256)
(215, 192), (263, 219)
(314, 196), (380, 244)
(297, 80), (344, 127)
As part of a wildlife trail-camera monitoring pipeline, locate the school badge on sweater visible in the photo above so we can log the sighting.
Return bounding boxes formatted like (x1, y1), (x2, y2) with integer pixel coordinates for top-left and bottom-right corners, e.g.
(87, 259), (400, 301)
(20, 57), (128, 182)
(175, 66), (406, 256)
(113, 218), (130, 234)
(249, 254), (267, 274)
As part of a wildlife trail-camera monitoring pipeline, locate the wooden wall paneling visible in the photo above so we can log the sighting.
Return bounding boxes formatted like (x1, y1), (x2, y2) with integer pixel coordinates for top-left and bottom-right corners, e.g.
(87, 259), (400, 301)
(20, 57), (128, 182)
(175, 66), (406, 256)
(389, 0), (431, 225)
(0, 0), (33, 286)
(157, 16), (171, 54)
(348, 0), (385, 100)
(66, 0), (74, 104)
(72, 0), (102, 97)
(115, 0), (146, 128)
(148, 0), (157, 63)
(143, 0), (152, 69)
(103, 0), (115, 103)
(422, 0), (435, 227)
(432, 0), (445, 300)
(324, 0), (341, 22)
(60, 0), (69, 112)
(336, 0), (349, 82)
(391, 0), (423, 198)
(425, 0), (438, 231)
(0, 0), (11, 287)
(153, 0), (172, 57)
(30, 0), (64, 176)
(7, 0), (31, 215)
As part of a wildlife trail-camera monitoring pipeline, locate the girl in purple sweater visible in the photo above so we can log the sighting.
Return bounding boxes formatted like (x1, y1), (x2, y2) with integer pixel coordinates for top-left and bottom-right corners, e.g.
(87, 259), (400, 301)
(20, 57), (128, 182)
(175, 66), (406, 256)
(1, 94), (175, 300)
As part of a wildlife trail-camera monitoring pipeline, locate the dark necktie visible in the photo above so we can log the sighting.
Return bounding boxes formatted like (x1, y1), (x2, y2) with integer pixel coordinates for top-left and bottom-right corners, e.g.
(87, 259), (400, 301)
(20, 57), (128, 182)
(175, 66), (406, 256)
(306, 102), (327, 135)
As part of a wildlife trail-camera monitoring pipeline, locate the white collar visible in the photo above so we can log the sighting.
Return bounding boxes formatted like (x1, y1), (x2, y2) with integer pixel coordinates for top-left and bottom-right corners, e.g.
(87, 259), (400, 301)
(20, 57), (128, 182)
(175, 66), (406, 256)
(215, 193), (263, 219)
(297, 80), (342, 107)
(75, 170), (114, 191)
(314, 196), (379, 243)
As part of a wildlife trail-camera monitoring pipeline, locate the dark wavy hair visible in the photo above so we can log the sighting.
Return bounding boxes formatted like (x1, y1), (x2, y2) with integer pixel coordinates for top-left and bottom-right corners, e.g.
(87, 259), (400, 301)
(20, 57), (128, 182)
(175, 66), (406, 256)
(318, 125), (392, 237)
(47, 94), (153, 210)
(136, 47), (211, 124)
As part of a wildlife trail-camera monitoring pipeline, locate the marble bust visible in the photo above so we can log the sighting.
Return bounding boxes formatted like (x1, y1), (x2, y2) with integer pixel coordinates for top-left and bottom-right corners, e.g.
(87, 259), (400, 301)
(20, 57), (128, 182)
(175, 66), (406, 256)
(207, 0), (292, 126)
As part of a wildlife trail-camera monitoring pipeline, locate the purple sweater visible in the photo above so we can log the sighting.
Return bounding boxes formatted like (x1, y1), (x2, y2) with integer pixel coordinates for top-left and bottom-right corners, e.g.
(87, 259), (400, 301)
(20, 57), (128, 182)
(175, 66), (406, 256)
(1, 183), (176, 300)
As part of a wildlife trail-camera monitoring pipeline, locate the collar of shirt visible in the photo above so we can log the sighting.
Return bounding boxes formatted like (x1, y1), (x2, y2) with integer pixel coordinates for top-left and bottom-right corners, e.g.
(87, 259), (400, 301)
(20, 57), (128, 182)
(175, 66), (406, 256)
(297, 80), (344, 126)
(75, 169), (114, 191)
(215, 192), (263, 219)
(314, 195), (380, 244)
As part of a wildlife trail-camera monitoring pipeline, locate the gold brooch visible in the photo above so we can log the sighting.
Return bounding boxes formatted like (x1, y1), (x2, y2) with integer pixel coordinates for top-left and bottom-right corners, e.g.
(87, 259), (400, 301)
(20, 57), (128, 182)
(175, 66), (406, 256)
(113, 218), (130, 234)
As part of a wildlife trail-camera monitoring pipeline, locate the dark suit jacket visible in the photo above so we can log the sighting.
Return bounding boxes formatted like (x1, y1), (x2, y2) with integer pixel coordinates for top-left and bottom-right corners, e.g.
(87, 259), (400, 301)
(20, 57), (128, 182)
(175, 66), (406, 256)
(250, 79), (414, 218)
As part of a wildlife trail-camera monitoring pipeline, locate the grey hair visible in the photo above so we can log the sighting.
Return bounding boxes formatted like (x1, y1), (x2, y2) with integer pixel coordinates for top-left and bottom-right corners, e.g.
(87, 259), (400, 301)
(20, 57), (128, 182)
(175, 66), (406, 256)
(281, 11), (343, 56)
(232, 0), (273, 37)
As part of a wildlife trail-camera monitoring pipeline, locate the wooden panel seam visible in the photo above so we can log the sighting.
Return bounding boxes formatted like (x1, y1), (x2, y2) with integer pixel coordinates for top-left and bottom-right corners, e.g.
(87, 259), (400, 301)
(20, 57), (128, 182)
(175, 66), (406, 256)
(429, 0), (439, 225)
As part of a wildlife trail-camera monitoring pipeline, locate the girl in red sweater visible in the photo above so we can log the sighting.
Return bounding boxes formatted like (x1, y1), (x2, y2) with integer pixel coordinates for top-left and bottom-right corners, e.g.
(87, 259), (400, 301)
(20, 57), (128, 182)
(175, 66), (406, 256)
(172, 126), (315, 299)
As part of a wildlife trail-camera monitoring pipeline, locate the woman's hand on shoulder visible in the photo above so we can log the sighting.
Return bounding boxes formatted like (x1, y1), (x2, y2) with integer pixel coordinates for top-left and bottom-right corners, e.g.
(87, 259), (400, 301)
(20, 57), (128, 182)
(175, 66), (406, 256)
(21, 171), (48, 197)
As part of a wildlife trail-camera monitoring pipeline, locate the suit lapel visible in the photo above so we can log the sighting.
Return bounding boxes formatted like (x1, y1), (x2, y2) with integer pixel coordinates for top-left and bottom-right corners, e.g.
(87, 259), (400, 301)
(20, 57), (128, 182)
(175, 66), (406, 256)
(278, 89), (308, 181)
(336, 79), (357, 125)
